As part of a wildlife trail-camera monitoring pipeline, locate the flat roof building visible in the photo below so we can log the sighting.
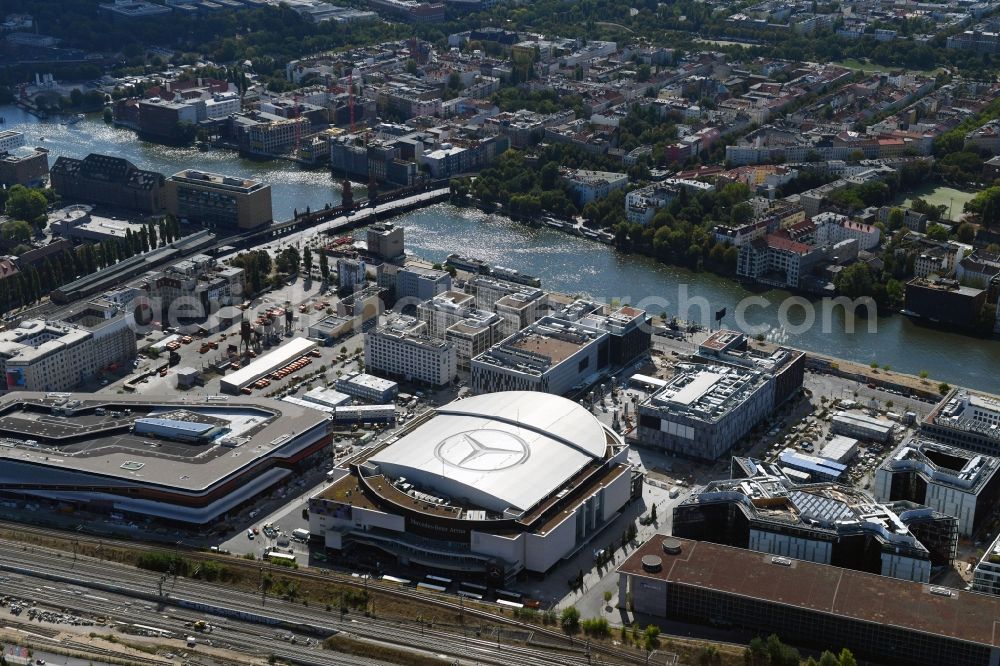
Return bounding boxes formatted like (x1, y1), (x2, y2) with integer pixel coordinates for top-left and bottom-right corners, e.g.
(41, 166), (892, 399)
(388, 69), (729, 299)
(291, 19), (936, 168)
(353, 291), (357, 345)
(302, 386), (352, 409)
(695, 329), (805, 409)
(874, 436), (1000, 537)
(471, 316), (609, 396)
(445, 311), (504, 371)
(366, 222), (404, 262)
(618, 536), (1000, 666)
(395, 265), (452, 304)
(0, 130), (26, 153)
(0, 147), (48, 187)
(336, 372), (398, 403)
(307, 314), (356, 342)
(973, 531), (1000, 595)
(921, 388), (1000, 456)
(219, 337), (317, 394)
(364, 314), (457, 387)
(832, 410), (894, 442)
(49, 205), (147, 244)
(0, 300), (136, 392)
(166, 169), (273, 231)
(0, 393), (331, 525)
(555, 300), (651, 367)
(309, 391), (632, 584)
(674, 463), (956, 582)
(636, 361), (775, 460)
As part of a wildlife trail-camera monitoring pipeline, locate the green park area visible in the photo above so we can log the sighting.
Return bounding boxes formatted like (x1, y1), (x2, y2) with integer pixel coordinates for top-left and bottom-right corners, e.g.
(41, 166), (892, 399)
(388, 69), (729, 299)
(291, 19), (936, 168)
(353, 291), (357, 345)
(899, 185), (979, 222)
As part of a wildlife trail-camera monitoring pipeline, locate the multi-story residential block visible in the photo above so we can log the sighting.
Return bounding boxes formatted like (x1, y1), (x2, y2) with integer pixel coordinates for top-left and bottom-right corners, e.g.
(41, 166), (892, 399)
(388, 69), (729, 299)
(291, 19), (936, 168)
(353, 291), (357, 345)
(0, 300), (136, 391)
(364, 314), (457, 387)
(561, 169), (628, 205)
(737, 234), (825, 289)
(956, 251), (1000, 289)
(811, 212), (881, 251)
(624, 184), (676, 225)
(947, 30), (1000, 53)
(165, 170), (272, 230)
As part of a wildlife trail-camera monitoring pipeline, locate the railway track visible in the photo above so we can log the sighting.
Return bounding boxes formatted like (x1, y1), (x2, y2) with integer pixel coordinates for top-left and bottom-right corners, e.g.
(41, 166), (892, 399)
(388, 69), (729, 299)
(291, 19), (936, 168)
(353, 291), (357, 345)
(0, 539), (610, 666)
(0, 521), (646, 663)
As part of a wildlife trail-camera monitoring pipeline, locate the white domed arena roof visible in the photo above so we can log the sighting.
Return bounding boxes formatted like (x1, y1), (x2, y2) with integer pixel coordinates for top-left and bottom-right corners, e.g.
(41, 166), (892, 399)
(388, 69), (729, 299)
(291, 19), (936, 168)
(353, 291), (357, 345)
(369, 391), (611, 514)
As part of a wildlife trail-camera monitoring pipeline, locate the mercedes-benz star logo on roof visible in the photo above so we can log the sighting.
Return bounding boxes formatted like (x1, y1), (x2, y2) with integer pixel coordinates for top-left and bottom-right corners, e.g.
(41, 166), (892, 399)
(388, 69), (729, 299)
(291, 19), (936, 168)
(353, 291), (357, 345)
(434, 429), (530, 472)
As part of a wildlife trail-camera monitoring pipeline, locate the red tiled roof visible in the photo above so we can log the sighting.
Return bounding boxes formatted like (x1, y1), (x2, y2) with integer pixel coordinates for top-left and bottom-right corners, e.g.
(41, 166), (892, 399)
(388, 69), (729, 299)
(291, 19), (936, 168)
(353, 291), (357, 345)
(765, 234), (812, 254)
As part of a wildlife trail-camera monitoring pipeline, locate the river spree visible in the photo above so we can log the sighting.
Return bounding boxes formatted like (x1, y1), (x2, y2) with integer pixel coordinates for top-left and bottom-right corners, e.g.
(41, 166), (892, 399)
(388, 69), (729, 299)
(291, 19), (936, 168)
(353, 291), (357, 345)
(4, 106), (1000, 392)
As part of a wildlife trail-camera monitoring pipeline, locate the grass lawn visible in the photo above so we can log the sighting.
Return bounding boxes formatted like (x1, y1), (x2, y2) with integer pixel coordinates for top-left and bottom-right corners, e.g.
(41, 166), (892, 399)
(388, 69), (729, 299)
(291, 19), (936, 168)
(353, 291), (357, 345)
(898, 185), (979, 222)
(830, 58), (941, 77)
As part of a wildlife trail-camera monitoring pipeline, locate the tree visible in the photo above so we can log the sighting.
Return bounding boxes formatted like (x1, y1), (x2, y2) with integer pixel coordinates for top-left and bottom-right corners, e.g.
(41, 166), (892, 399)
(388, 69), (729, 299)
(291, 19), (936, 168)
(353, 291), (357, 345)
(303, 247), (313, 275)
(2, 219), (32, 244)
(559, 606), (580, 633)
(319, 251), (330, 281)
(926, 223), (949, 241)
(838, 648), (858, 666)
(819, 652), (840, 666)
(745, 637), (768, 666)
(956, 222), (976, 243)
(835, 263), (874, 299)
(5, 185), (48, 230)
(887, 207), (905, 230)
(643, 625), (661, 652)
(939, 382), (951, 395)
(765, 634), (800, 666)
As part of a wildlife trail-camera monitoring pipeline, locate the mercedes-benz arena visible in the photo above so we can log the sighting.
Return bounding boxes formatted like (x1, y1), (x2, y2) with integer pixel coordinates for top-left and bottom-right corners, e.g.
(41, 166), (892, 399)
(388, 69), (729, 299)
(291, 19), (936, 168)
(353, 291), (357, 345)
(0, 392), (331, 524)
(309, 391), (635, 584)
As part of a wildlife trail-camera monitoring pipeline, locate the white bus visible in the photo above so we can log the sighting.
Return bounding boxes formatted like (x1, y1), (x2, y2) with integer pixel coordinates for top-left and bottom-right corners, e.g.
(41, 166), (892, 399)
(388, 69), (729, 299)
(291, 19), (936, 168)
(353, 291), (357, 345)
(266, 551), (296, 565)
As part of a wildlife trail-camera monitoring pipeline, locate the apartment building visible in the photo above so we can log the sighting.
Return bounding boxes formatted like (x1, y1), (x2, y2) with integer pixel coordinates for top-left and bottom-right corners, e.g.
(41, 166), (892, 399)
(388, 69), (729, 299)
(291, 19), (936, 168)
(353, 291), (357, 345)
(0, 300), (136, 391)
(624, 184), (677, 225)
